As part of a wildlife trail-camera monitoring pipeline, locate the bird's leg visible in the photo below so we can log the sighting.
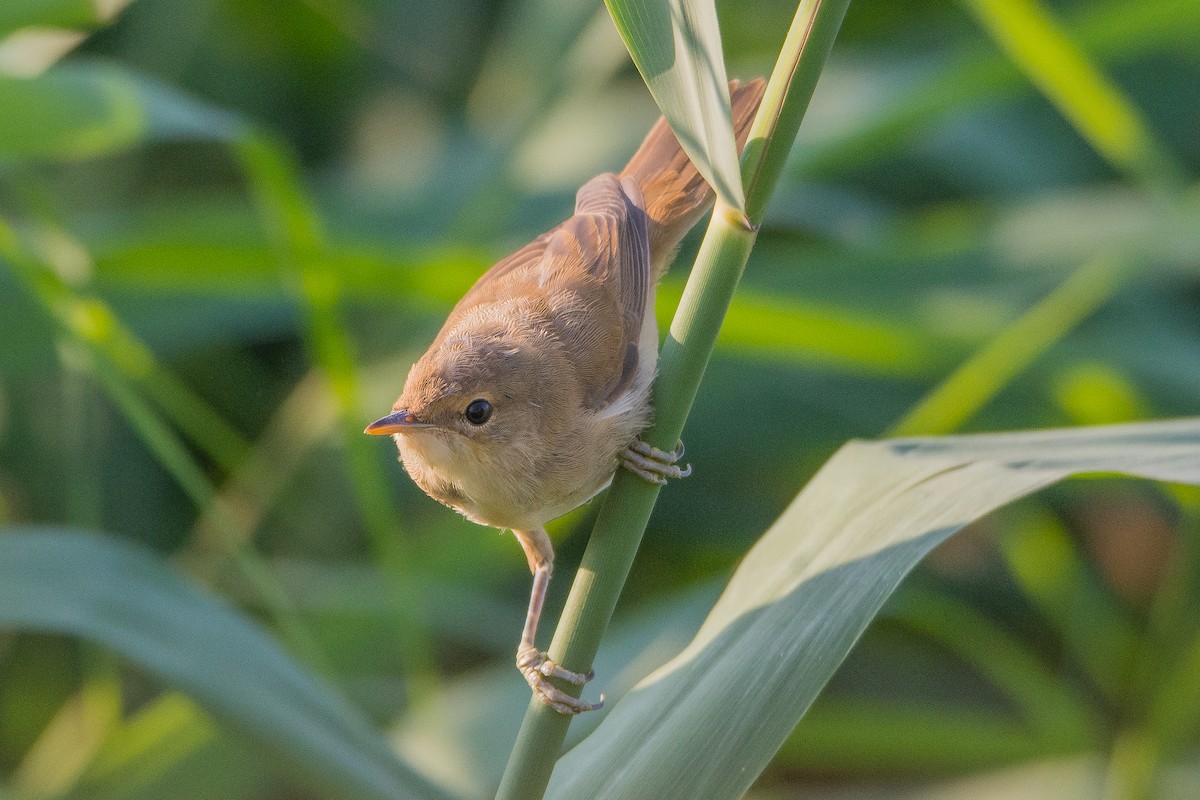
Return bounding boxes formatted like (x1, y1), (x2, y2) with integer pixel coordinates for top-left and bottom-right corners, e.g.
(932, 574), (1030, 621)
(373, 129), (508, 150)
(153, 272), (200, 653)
(619, 439), (692, 485)
(512, 528), (603, 715)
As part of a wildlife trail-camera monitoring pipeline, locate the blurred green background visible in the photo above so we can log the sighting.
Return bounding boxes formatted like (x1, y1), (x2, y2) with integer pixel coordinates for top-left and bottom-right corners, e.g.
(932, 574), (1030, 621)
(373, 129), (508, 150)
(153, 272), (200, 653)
(2, 0), (1199, 797)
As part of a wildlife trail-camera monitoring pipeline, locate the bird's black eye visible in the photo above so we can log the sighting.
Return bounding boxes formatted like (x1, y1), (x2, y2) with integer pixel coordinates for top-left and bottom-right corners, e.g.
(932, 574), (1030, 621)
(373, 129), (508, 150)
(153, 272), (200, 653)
(464, 398), (493, 425)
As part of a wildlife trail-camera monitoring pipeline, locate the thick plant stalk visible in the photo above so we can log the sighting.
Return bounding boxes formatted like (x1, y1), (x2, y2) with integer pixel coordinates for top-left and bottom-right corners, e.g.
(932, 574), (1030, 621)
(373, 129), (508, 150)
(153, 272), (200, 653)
(495, 2), (851, 798)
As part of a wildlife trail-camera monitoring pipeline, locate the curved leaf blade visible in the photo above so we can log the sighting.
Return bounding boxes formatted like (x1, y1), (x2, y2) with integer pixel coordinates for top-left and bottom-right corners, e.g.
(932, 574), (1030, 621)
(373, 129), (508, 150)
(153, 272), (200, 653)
(549, 419), (1200, 800)
(604, 0), (744, 212)
(0, 529), (455, 800)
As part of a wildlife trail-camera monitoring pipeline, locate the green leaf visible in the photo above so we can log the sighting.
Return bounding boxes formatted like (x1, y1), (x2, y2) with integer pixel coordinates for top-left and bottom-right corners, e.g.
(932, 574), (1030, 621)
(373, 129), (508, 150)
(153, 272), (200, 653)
(0, 61), (242, 161)
(603, 0), (744, 212)
(0, 529), (456, 800)
(548, 419), (1200, 800)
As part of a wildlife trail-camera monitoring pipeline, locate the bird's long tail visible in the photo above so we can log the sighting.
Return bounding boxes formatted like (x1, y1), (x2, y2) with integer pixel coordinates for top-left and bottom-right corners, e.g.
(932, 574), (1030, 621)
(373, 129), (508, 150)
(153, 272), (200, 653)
(619, 77), (766, 276)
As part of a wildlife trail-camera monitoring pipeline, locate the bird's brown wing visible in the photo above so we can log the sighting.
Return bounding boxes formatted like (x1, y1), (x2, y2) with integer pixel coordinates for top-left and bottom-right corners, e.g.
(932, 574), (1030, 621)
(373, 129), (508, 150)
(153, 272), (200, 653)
(451, 228), (556, 314)
(543, 173), (652, 408)
(430, 226), (561, 355)
(573, 173), (649, 347)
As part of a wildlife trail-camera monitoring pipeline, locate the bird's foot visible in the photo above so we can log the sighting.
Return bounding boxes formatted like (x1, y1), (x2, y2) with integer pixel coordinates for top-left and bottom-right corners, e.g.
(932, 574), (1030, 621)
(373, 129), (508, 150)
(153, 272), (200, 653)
(517, 645), (603, 715)
(619, 439), (692, 485)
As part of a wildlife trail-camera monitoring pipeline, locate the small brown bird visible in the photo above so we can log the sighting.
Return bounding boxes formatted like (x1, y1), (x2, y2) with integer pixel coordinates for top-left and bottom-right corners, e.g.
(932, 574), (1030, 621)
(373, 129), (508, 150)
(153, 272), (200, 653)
(367, 79), (765, 714)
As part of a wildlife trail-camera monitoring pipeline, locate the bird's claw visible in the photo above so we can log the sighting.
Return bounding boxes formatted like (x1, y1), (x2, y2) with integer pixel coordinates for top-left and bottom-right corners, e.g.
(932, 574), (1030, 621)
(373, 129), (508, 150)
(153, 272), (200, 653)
(517, 645), (603, 715)
(619, 439), (692, 485)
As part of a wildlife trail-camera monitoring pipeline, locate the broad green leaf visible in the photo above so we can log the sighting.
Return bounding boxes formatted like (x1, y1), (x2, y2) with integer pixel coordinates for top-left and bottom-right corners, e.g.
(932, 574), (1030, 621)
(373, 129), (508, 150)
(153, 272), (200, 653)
(0, 61), (242, 161)
(604, 0), (745, 212)
(0, 529), (456, 800)
(548, 419), (1200, 800)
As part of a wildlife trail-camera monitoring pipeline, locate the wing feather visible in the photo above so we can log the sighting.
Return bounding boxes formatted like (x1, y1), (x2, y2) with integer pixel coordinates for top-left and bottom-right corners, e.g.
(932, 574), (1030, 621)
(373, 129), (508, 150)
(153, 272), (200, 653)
(565, 174), (651, 406)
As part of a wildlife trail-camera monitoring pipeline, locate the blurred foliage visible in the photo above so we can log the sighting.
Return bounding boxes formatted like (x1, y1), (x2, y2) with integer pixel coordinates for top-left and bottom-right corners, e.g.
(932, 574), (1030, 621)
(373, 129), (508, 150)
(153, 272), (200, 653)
(0, 0), (1199, 798)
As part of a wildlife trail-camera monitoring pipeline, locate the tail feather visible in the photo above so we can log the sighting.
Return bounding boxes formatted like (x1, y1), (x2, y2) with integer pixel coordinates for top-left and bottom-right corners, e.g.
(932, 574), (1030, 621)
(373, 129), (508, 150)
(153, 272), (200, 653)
(619, 77), (766, 275)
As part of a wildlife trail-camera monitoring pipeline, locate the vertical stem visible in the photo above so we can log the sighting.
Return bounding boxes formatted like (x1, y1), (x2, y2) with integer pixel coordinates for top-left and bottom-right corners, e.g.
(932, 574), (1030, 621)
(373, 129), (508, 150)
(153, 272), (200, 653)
(496, 2), (850, 798)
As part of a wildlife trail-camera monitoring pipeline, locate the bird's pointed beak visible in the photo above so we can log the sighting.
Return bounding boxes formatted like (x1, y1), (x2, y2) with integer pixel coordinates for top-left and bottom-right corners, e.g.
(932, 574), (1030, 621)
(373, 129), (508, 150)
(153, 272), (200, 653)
(364, 409), (431, 435)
